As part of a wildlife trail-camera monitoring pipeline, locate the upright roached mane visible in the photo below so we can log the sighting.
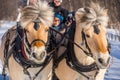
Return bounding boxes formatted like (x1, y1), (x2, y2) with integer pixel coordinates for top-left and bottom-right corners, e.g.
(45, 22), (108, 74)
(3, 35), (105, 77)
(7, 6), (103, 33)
(76, 2), (109, 28)
(20, 1), (54, 28)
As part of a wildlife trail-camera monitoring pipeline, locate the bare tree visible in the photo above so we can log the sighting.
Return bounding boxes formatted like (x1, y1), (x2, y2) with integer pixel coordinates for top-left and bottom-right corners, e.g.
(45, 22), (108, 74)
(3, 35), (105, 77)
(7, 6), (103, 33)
(0, 0), (18, 20)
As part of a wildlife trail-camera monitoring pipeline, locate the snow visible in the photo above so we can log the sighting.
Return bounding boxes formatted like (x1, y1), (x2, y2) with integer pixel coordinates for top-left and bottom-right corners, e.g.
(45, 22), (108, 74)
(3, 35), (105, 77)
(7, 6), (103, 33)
(0, 21), (120, 80)
(0, 60), (3, 74)
(105, 41), (120, 80)
(0, 21), (16, 44)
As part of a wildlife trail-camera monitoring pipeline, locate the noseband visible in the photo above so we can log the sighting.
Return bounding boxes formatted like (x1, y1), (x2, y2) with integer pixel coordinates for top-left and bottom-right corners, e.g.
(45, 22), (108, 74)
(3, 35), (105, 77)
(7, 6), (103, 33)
(25, 20), (46, 48)
(25, 31), (46, 51)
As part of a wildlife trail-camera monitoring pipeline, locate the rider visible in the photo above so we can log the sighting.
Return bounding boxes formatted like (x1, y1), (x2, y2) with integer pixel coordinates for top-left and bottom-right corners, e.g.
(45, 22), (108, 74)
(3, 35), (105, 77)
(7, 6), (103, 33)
(49, 1), (73, 80)
(50, 12), (74, 80)
(50, 13), (65, 80)
(53, 13), (64, 31)
(49, 0), (69, 24)
(51, 13), (65, 46)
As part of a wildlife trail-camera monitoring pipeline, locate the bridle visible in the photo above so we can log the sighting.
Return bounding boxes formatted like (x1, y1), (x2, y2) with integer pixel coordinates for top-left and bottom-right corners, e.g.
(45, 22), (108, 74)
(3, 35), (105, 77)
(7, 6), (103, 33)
(80, 21), (101, 57)
(50, 21), (110, 79)
(67, 21), (111, 79)
(66, 24), (99, 80)
(15, 21), (49, 62)
(2, 22), (54, 80)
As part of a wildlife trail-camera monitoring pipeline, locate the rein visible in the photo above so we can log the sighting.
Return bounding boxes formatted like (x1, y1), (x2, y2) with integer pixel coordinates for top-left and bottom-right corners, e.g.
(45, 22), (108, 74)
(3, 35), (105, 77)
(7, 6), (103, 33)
(81, 30), (93, 57)
(50, 26), (93, 57)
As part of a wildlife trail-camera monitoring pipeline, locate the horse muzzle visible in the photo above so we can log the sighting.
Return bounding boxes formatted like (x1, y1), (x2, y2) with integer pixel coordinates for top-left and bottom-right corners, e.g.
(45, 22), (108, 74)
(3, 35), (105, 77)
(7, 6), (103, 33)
(98, 57), (110, 68)
(97, 53), (110, 69)
(30, 46), (47, 63)
(32, 50), (46, 60)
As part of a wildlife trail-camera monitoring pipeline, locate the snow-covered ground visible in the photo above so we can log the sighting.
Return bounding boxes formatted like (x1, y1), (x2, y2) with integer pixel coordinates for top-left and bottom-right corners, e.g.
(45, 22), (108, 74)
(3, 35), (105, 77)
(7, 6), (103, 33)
(105, 41), (120, 80)
(0, 21), (120, 80)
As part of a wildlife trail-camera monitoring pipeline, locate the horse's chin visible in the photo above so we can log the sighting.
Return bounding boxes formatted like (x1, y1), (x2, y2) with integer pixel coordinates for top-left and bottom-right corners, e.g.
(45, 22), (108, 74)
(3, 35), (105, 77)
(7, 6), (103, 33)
(29, 55), (46, 64)
(34, 58), (46, 64)
(96, 59), (110, 69)
(97, 63), (109, 69)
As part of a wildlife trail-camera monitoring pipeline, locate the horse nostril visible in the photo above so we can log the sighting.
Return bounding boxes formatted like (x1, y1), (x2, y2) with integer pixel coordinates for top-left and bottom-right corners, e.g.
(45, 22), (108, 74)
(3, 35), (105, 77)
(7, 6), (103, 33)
(32, 51), (46, 60)
(32, 52), (36, 58)
(40, 51), (46, 59)
(98, 58), (103, 64)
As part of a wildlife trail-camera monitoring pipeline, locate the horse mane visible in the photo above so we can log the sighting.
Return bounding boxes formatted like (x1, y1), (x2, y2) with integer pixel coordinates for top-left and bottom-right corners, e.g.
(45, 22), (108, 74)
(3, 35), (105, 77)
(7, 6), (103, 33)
(20, 0), (54, 28)
(75, 2), (109, 28)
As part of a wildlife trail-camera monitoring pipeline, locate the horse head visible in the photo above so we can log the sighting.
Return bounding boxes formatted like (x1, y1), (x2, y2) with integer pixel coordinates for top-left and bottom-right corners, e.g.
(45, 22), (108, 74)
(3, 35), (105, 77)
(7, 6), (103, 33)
(19, 1), (54, 64)
(75, 2), (110, 69)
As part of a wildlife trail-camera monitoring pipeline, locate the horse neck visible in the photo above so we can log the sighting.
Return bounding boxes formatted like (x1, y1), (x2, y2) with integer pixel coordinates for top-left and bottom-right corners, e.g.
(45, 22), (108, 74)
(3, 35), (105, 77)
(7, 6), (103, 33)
(74, 26), (95, 65)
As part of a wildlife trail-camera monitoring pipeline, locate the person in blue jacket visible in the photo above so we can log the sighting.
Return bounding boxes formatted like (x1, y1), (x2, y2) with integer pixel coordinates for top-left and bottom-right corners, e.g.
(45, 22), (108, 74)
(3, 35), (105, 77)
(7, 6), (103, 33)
(52, 13), (64, 31)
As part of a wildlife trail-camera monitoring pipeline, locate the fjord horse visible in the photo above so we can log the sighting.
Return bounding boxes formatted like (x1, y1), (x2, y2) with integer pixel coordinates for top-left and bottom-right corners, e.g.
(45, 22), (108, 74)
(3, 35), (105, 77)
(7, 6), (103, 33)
(55, 3), (110, 80)
(0, 1), (54, 80)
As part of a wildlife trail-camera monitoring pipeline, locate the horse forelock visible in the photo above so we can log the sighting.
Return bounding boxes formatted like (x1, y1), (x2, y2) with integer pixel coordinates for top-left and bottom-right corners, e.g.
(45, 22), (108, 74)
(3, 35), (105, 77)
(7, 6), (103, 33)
(20, 0), (54, 28)
(75, 2), (109, 29)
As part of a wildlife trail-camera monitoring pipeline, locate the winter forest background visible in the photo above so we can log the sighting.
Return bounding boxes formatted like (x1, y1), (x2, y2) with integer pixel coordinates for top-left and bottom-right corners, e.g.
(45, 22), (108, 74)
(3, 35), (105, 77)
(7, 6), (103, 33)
(0, 0), (120, 22)
(0, 0), (120, 41)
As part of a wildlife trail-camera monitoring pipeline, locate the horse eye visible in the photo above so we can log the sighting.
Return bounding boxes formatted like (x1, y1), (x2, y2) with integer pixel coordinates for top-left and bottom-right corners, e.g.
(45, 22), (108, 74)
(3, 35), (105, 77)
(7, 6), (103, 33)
(25, 29), (29, 33)
(45, 29), (49, 32)
(86, 34), (90, 38)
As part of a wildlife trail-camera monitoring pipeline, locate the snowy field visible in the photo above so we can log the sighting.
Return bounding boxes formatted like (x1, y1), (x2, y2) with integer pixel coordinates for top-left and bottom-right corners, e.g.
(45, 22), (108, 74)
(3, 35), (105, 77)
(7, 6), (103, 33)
(0, 21), (120, 80)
